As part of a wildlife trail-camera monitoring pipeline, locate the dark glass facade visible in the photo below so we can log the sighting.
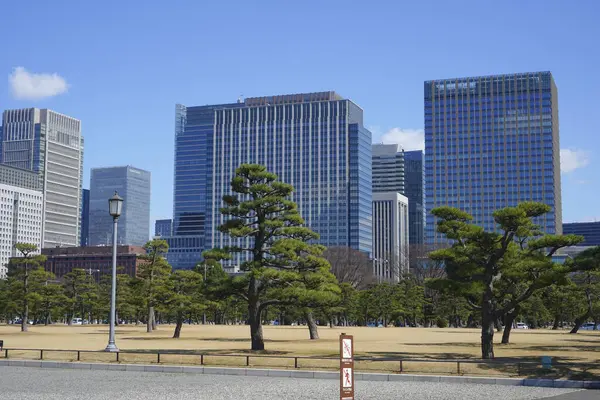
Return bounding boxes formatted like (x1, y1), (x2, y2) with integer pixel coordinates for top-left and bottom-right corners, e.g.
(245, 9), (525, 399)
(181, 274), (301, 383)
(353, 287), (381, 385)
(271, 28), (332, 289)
(80, 188), (89, 246)
(89, 166), (151, 246)
(171, 92), (372, 269)
(563, 222), (600, 246)
(404, 150), (425, 245)
(154, 219), (172, 237)
(424, 72), (562, 243)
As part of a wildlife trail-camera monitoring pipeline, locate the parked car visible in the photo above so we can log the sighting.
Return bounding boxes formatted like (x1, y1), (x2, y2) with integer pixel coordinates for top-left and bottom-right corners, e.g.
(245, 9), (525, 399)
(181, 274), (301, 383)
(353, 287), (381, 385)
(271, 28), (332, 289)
(71, 318), (83, 325)
(516, 322), (529, 329)
(581, 322), (600, 331)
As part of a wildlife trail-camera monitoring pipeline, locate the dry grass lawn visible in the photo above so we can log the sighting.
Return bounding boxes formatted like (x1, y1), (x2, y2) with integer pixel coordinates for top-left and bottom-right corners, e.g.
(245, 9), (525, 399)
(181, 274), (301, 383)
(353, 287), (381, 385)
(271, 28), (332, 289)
(0, 324), (598, 378)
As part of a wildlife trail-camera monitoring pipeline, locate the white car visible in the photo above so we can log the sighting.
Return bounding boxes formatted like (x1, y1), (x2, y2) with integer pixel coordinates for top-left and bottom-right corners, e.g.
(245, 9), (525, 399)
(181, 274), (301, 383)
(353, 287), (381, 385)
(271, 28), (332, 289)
(516, 322), (529, 329)
(71, 318), (83, 325)
(581, 322), (599, 331)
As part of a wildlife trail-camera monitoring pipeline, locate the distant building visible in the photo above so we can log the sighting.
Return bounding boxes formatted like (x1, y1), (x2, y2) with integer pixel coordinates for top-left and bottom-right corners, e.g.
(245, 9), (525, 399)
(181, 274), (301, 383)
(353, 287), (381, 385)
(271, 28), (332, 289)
(80, 189), (90, 246)
(0, 180), (43, 278)
(171, 92), (372, 269)
(1, 108), (84, 248)
(0, 164), (41, 190)
(372, 145), (424, 246)
(372, 192), (409, 282)
(89, 166), (151, 246)
(154, 219), (172, 237)
(372, 144), (405, 193)
(563, 222), (600, 246)
(425, 72), (562, 244)
(41, 245), (146, 279)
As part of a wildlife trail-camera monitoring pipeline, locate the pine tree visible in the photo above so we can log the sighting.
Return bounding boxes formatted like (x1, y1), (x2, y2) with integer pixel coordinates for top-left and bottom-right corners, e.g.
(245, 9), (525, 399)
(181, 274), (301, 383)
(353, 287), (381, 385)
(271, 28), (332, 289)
(204, 164), (335, 351)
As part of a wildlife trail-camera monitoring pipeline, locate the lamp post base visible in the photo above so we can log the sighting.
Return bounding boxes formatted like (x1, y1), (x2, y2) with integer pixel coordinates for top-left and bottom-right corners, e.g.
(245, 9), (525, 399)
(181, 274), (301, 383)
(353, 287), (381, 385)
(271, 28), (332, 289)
(104, 343), (119, 352)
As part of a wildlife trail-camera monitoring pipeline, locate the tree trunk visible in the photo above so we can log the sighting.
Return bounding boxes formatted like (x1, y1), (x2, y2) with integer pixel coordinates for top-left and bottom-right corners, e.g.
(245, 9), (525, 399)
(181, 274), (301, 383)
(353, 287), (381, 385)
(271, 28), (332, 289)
(147, 306), (154, 333)
(21, 267), (29, 332)
(570, 288), (592, 334)
(552, 315), (560, 330)
(495, 317), (503, 332)
(152, 310), (158, 330)
(481, 295), (495, 359)
(248, 301), (264, 351)
(305, 311), (319, 340)
(173, 313), (183, 339)
(501, 307), (519, 344)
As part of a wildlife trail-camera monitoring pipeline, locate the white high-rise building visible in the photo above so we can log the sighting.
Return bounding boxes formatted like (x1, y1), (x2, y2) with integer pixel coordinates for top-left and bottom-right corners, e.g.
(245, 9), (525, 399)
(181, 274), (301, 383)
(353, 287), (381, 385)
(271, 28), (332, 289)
(0, 165), (43, 278)
(372, 192), (409, 282)
(1, 108), (83, 248)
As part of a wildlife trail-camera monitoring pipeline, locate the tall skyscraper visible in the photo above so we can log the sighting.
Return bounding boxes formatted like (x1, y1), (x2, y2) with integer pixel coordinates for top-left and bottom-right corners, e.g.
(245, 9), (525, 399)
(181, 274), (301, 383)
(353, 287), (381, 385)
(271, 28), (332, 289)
(424, 72), (562, 244)
(171, 91), (372, 269)
(154, 219), (172, 237)
(1, 108), (83, 248)
(372, 192), (409, 282)
(372, 144), (405, 193)
(89, 166), (151, 246)
(80, 189), (90, 246)
(0, 165), (44, 278)
(404, 150), (425, 245)
(372, 144), (425, 246)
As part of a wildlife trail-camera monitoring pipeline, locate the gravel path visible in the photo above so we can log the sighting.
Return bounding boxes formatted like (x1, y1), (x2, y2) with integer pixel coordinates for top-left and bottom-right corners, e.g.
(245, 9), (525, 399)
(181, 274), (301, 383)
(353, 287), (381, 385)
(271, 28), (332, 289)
(0, 367), (584, 399)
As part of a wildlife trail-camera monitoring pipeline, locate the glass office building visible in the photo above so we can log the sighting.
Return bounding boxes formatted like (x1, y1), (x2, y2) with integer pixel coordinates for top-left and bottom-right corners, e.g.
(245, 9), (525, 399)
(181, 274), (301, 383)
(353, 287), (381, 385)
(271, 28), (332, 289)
(372, 144), (405, 193)
(404, 150), (425, 245)
(89, 166), (151, 246)
(424, 72), (562, 244)
(563, 222), (600, 246)
(1, 108), (84, 248)
(80, 188), (90, 246)
(171, 91), (372, 269)
(154, 219), (172, 237)
(372, 145), (424, 245)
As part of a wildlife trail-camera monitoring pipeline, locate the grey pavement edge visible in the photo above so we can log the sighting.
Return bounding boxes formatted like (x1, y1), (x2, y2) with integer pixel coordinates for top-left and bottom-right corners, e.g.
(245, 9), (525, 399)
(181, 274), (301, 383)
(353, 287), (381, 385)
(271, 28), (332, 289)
(0, 359), (597, 390)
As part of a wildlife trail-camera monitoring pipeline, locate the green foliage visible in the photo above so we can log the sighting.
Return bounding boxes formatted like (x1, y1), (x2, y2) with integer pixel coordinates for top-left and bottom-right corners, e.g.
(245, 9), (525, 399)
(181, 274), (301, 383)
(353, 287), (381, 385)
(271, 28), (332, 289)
(426, 203), (582, 358)
(203, 164), (339, 350)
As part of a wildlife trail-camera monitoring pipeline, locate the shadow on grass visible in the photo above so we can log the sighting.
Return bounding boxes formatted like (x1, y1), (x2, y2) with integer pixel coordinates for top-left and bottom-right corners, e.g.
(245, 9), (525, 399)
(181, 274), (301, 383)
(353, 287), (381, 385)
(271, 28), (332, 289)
(121, 336), (297, 343)
(121, 348), (291, 356)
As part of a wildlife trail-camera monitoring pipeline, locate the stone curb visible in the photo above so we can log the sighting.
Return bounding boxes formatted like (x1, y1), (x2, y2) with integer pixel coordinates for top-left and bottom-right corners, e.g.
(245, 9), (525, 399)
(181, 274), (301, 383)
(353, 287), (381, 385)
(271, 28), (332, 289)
(0, 359), (598, 389)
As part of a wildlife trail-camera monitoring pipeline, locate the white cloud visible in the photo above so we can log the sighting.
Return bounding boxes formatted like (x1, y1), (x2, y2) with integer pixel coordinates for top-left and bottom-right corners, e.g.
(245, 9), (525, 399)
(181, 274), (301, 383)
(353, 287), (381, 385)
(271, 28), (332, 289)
(378, 128), (425, 151)
(9, 67), (69, 100)
(560, 148), (590, 173)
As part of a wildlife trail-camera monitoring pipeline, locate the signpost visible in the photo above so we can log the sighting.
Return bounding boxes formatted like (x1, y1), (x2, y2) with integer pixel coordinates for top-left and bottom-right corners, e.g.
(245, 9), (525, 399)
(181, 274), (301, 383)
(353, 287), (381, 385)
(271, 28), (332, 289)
(340, 333), (354, 400)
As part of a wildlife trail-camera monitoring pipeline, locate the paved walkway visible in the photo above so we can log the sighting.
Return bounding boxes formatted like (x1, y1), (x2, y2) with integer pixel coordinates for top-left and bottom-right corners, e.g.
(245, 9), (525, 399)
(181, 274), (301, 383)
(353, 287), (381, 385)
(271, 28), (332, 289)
(0, 366), (587, 399)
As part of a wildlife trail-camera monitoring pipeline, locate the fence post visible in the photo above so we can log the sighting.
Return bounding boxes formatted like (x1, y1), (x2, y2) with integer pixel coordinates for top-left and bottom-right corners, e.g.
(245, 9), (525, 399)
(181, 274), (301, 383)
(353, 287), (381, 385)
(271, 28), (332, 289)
(4, 349), (7, 359)
(77, 351), (81, 361)
(200, 354), (204, 365)
(116, 352), (120, 362)
(246, 356), (250, 366)
(457, 361), (461, 375)
(157, 353), (161, 364)
(40, 350), (43, 360)
(294, 357), (298, 369)
(400, 360), (403, 373)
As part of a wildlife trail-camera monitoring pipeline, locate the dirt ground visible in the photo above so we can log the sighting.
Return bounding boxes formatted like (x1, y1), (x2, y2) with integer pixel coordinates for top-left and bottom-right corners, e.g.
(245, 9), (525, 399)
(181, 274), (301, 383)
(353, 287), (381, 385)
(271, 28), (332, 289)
(1, 324), (598, 377)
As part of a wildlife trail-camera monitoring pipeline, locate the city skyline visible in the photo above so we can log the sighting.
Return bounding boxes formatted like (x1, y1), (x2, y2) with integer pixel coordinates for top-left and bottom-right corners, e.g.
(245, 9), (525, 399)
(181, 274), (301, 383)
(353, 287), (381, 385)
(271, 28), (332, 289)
(1, 1), (598, 229)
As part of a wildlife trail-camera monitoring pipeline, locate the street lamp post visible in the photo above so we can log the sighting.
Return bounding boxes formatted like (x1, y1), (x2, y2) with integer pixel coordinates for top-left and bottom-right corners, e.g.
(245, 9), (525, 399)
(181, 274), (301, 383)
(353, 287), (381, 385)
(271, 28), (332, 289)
(105, 191), (123, 352)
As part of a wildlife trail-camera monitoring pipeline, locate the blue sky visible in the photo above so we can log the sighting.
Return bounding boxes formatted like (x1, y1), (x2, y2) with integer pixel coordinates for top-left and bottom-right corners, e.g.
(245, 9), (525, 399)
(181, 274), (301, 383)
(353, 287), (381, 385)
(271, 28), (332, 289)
(1, 0), (599, 228)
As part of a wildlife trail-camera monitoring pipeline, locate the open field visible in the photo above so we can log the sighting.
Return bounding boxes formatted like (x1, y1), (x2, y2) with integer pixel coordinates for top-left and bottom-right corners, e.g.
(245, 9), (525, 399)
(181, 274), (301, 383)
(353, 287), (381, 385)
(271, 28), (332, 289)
(1, 324), (599, 378)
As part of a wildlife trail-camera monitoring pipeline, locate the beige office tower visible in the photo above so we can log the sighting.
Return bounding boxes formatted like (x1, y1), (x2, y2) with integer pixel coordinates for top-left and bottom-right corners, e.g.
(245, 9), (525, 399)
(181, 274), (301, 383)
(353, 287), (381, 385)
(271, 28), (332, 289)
(1, 108), (84, 248)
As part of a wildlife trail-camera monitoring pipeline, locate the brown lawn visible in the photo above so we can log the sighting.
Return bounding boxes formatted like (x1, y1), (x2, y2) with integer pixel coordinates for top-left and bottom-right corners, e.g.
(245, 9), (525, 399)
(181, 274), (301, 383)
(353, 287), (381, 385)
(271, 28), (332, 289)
(0, 324), (598, 378)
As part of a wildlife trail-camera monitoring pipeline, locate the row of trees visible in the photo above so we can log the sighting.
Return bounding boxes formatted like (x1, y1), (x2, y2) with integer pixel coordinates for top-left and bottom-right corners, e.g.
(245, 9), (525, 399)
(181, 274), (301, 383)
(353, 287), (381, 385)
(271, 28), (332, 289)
(2, 164), (599, 360)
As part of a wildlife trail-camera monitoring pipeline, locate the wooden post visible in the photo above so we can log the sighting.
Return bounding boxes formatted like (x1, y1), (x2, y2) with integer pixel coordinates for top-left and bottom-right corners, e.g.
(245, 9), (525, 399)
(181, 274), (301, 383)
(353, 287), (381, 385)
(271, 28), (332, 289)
(340, 333), (354, 400)
(77, 351), (81, 361)
(40, 350), (43, 360)
(246, 356), (250, 366)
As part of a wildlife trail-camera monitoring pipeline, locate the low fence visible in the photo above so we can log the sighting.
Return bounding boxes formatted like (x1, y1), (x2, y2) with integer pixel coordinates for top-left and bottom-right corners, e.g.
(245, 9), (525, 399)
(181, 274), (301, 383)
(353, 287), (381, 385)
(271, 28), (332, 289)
(1, 347), (598, 378)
